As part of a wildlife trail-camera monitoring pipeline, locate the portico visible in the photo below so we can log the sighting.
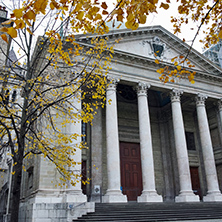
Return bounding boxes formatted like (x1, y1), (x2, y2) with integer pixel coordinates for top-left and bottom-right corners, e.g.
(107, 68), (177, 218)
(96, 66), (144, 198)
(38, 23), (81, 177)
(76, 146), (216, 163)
(101, 78), (222, 203)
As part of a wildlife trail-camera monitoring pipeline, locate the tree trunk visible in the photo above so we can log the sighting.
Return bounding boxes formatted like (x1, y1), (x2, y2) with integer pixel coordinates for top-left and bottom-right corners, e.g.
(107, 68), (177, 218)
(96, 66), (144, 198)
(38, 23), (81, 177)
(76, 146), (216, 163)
(9, 161), (23, 222)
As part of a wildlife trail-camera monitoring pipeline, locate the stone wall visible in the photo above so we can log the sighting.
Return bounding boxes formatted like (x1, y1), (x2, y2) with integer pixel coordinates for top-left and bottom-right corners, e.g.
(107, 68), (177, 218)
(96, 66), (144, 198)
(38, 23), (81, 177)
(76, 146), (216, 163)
(19, 202), (94, 222)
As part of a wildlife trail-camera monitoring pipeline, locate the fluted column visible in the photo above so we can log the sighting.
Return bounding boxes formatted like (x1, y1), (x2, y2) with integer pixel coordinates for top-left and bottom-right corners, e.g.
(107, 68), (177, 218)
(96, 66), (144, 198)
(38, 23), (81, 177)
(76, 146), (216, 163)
(137, 82), (162, 202)
(66, 94), (87, 202)
(103, 77), (127, 203)
(171, 89), (199, 202)
(196, 94), (222, 202)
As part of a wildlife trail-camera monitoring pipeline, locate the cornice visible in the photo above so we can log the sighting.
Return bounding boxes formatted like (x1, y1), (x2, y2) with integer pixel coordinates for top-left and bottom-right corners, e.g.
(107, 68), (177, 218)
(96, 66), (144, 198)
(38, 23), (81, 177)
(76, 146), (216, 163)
(111, 49), (222, 83)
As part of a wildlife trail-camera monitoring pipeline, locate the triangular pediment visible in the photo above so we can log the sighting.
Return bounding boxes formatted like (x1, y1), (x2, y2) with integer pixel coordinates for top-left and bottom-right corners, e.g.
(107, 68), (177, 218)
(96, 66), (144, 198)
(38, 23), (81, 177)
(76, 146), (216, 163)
(103, 26), (222, 76)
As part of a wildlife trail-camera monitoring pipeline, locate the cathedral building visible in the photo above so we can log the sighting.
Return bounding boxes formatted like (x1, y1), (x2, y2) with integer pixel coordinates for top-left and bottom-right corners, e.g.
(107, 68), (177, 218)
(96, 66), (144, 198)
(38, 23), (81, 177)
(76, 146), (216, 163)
(1, 25), (222, 221)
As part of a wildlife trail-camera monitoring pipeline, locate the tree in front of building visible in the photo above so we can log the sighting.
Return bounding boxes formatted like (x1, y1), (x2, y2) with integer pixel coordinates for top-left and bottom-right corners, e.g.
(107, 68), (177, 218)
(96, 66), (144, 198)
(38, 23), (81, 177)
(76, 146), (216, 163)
(0, 0), (221, 221)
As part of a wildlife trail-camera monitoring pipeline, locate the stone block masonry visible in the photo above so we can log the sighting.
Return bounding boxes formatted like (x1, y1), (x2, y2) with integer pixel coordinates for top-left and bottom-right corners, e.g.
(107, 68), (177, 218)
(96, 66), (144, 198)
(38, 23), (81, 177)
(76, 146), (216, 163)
(18, 202), (95, 222)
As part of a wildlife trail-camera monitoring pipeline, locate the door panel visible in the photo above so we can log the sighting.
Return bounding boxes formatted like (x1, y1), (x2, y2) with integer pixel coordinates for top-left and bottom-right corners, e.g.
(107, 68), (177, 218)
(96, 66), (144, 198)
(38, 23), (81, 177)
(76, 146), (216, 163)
(120, 142), (143, 201)
(190, 167), (202, 199)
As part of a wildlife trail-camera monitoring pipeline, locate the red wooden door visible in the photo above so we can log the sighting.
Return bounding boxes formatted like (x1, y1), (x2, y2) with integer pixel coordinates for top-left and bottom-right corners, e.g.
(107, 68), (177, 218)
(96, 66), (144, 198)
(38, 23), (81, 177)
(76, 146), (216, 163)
(190, 167), (202, 199)
(120, 142), (143, 201)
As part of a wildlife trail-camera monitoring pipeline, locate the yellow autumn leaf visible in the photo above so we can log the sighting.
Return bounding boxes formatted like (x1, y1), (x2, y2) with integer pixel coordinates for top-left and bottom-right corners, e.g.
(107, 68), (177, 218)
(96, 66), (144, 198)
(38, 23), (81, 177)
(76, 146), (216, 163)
(0, 27), (8, 33)
(1, 34), (8, 43)
(75, 3), (82, 12)
(102, 10), (109, 15)
(13, 8), (23, 18)
(177, 65), (181, 70)
(15, 20), (26, 29)
(155, 59), (160, 64)
(218, 30), (222, 39)
(50, 0), (59, 10)
(7, 27), (17, 38)
(160, 2), (170, 10)
(117, 14), (123, 21)
(76, 11), (84, 20)
(34, 0), (48, 14)
(149, 0), (158, 4)
(101, 2), (108, 9)
(139, 14), (146, 24)
(24, 10), (36, 21)
(190, 80), (195, 84)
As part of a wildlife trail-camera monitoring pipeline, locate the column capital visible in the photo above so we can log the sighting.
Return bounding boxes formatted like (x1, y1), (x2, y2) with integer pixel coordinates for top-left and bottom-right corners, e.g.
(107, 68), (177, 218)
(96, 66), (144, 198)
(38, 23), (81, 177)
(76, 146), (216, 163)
(170, 89), (183, 102)
(137, 82), (150, 97)
(218, 99), (222, 111)
(107, 75), (120, 91)
(195, 94), (208, 107)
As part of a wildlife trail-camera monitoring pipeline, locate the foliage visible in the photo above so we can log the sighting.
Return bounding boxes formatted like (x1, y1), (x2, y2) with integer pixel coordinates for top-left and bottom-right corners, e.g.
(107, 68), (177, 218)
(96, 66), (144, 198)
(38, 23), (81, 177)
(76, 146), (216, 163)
(0, 1), (118, 221)
(0, 0), (221, 220)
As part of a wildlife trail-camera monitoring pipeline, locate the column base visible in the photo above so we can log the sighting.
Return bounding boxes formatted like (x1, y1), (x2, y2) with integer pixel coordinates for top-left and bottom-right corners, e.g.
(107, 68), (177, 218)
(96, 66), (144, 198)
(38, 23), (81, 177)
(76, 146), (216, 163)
(103, 190), (127, 203)
(66, 190), (87, 202)
(137, 191), (163, 202)
(203, 191), (222, 202)
(175, 191), (200, 202)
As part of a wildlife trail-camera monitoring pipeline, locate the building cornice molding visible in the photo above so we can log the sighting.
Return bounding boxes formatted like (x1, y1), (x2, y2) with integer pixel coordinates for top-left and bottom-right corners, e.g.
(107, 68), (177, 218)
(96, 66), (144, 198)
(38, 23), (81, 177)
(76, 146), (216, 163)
(111, 49), (222, 83)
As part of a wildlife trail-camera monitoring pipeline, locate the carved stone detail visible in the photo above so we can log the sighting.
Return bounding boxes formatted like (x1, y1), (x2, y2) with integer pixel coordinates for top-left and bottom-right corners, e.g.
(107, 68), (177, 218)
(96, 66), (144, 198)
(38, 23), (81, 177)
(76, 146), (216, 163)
(137, 82), (151, 97)
(170, 89), (183, 102)
(218, 99), (222, 111)
(195, 94), (208, 107)
(107, 76), (120, 91)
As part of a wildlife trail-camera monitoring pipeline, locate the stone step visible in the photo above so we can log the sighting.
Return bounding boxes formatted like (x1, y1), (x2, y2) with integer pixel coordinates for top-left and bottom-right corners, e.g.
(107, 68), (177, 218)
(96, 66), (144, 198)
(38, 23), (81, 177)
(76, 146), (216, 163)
(73, 203), (222, 222)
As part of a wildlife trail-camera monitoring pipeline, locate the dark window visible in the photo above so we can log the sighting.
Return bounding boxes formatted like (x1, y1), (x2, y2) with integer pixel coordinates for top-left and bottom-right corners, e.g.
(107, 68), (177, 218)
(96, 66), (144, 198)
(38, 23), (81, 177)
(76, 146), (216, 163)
(4, 89), (9, 105)
(27, 167), (34, 189)
(81, 160), (87, 195)
(82, 122), (87, 142)
(11, 90), (17, 102)
(117, 84), (137, 103)
(185, 132), (196, 150)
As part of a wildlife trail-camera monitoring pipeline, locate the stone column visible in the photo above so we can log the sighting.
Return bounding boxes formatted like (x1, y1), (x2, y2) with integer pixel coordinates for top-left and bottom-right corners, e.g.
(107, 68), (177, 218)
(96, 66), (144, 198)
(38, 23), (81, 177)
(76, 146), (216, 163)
(103, 78), (127, 203)
(196, 94), (222, 201)
(171, 89), (199, 202)
(217, 99), (222, 146)
(66, 95), (87, 202)
(91, 107), (103, 202)
(137, 82), (162, 202)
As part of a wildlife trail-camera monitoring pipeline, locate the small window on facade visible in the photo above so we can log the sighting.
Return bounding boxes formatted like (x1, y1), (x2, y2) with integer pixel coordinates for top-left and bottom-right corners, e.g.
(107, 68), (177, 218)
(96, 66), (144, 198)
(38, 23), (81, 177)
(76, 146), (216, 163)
(4, 89), (9, 105)
(11, 90), (17, 102)
(27, 167), (34, 189)
(185, 132), (196, 150)
(81, 160), (87, 195)
(82, 122), (87, 142)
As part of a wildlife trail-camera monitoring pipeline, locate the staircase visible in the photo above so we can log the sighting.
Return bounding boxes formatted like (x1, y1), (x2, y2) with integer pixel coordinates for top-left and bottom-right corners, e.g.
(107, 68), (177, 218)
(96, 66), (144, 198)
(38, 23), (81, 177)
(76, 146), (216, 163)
(73, 202), (222, 221)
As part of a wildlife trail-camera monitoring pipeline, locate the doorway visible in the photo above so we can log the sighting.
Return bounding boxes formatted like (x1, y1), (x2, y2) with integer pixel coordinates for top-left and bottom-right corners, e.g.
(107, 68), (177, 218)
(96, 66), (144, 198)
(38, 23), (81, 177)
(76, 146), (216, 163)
(120, 142), (143, 201)
(190, 166), (202, 199)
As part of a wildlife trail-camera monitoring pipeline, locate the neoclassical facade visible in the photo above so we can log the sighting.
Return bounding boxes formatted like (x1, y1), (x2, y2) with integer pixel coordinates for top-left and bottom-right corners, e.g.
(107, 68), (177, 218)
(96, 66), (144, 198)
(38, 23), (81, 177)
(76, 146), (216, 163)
(86, 26), (222, 204)
(2, 25), (222, 221)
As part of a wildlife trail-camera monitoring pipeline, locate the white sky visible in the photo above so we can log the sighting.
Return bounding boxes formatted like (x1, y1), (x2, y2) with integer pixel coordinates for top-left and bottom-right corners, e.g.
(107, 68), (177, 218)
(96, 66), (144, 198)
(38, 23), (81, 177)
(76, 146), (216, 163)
(5, 0), (206, 58)
(144, 5), (205, 53)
